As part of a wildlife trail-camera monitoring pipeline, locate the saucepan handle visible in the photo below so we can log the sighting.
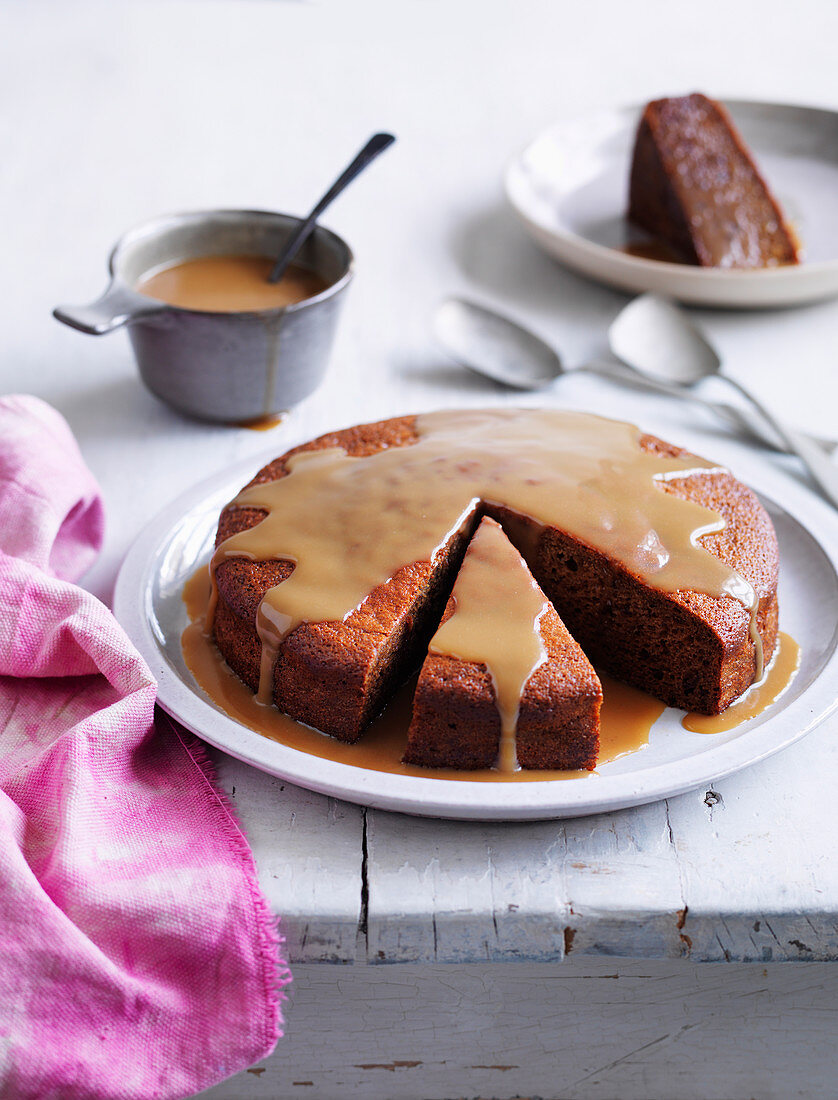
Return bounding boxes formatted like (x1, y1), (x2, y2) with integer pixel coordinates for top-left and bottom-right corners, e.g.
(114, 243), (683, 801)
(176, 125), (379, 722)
(53, 282), (166, 335)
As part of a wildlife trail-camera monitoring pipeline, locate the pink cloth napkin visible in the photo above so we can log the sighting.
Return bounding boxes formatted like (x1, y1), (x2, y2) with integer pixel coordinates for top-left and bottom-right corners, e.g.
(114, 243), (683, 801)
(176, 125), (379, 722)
(0, 396), (288, 1099)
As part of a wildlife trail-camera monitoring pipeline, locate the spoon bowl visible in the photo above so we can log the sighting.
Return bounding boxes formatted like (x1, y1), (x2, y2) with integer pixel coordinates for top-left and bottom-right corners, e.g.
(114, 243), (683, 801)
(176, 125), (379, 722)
(608, 292), (721, 384)
(433, 298), (564, 389)
(607, 292), (838, 509)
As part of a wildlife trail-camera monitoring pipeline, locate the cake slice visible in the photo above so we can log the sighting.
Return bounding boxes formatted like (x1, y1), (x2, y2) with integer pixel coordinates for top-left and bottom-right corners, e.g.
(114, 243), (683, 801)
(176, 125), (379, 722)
(628, 93), (799, 269)
(403, 517), (602, 771)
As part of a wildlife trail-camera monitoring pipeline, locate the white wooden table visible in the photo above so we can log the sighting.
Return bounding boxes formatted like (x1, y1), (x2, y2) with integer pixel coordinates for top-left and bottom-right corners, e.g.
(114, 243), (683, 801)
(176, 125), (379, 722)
(4, 2), (838, 1097)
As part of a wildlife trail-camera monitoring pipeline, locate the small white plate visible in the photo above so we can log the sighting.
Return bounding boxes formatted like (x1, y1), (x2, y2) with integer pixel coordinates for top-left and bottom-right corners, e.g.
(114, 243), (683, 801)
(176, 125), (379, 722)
(504, 99), (838, 308)
(114, 432), (838, 821)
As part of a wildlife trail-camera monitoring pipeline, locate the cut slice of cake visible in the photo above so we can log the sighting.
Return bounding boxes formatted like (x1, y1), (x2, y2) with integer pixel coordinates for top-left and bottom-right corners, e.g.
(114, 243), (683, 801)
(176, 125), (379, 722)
(628, 93), (799, 269)
(403, 517), (602, 771)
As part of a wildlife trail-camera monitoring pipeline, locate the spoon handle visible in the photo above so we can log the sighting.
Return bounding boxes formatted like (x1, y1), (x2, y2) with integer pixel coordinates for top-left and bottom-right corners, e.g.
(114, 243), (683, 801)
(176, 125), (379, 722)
(717, 406), (837, 456)
(268, 132), (395, 284)
(583, 363), (765, 440)
(719, 375), (838, 508)
(583, 362), (838, 456)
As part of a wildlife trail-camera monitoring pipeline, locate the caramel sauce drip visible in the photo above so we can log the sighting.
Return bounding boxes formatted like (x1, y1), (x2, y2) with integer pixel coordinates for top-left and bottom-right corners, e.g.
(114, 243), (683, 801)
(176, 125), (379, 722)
(428, 518), (548, 772)
(135, 254), (328, 313)
(238, 413), (285, 432)
(209, 409), (759, 703)
(682, 632), (800, 734)
(181, 567), (662, 779)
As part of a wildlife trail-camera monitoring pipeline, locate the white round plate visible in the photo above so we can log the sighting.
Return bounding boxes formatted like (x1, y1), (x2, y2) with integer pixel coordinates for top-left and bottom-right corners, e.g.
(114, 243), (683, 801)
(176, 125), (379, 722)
(504, 99), (838, 308)
(114, 433), (838, 821)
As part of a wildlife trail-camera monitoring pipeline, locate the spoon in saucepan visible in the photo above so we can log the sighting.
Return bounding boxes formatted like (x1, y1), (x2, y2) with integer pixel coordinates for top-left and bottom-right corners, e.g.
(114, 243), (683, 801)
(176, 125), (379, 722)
(433, 297), (838, 504)
(267, 132), (395, 284)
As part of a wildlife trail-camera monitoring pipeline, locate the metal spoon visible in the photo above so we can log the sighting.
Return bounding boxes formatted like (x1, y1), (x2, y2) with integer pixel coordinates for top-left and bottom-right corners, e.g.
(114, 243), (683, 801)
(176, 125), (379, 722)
(433, 298), (562, 389)
(434, 295), (787, 440)
(433, 296), (837, 457)
(609, 294), (838, 508)
(268, 132), (395, 284)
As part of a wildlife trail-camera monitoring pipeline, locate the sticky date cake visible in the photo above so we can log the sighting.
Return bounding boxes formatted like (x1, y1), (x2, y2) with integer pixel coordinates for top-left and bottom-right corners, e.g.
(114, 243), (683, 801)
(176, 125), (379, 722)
(208, 409), (779, 769)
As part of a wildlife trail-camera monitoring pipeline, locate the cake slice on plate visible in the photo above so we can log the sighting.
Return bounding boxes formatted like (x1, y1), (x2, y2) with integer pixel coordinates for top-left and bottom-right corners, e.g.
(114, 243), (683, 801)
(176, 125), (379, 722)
(628, 92), (799, 269)
(403, 517), (602, 771)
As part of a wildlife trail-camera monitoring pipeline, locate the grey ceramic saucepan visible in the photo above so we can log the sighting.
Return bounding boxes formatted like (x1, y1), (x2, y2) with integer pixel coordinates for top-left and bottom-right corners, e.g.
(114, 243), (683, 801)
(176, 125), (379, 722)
(54, 209), (354, 423)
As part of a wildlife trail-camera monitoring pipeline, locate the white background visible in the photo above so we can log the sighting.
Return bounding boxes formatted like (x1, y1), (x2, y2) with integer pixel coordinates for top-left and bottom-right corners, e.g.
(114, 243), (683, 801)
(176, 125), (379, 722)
(3, 4), (838, 1097)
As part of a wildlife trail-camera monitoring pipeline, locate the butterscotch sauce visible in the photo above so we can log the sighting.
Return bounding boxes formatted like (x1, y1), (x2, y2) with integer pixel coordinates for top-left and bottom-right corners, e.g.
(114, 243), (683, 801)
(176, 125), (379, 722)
(428, 518), (548, 772)
(181, 567), (660, 779)
(183, 564), (214, 622)
(622, 239), (687, 264)
(238, 413), (285, 432)
(135, 254), (328, 313)
(599, 672), (666, 758)
(209, 409), (761, 706)
(682, 632), (800, 734)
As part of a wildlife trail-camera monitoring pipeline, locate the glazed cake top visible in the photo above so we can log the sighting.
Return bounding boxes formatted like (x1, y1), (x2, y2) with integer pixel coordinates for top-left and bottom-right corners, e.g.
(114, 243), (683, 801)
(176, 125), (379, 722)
(211, 408), (758, 701)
